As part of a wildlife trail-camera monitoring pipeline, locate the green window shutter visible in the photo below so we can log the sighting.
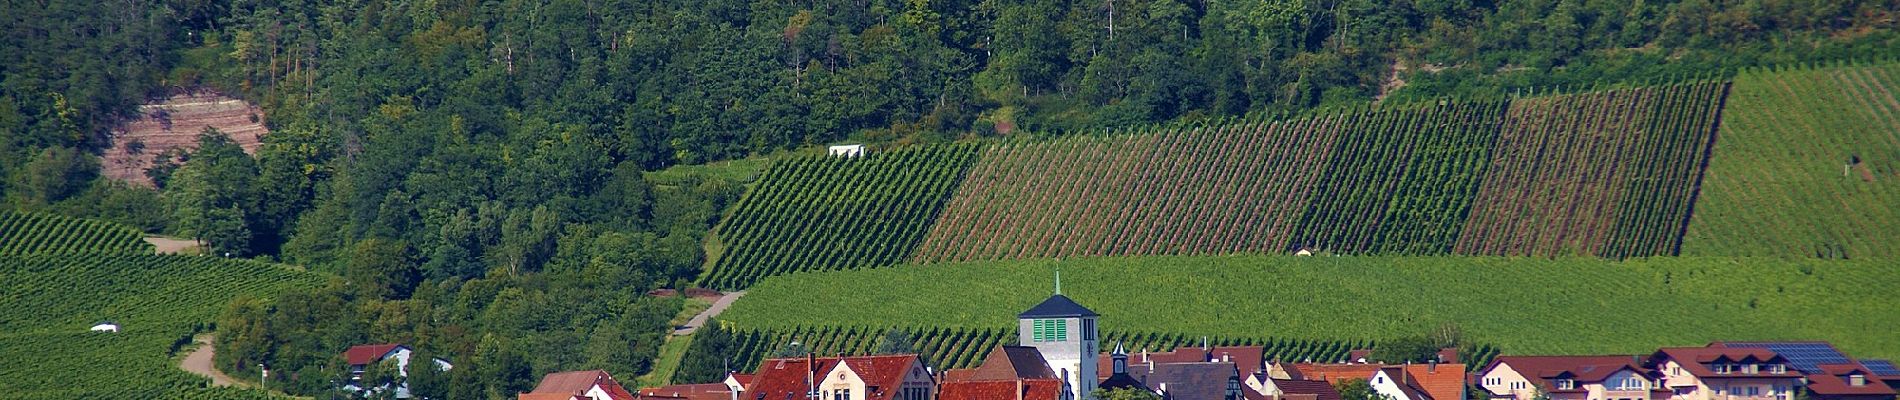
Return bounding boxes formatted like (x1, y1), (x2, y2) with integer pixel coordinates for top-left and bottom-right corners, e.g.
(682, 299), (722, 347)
(1056, 319), (1068, 341)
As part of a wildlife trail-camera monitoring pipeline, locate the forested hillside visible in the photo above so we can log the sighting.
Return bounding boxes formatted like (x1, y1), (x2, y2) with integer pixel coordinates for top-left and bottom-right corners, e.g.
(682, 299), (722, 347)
(4, 0), (1898, 396)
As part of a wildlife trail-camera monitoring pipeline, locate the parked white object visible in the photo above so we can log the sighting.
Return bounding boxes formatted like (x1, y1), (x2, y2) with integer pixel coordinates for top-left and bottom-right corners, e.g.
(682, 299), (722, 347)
(90, 322), (120, 332)
(828, 144), (865, 157)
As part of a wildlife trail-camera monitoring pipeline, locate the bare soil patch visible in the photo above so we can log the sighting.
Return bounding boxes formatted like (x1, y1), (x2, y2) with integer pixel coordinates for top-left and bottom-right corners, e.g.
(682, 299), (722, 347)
(103, 90), (267, 187)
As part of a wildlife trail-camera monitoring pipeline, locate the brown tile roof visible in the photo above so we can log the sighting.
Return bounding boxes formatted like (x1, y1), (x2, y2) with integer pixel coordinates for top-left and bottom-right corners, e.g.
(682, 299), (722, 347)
(1274, 378), (1344, 400)
(1650, 347), (1802, 379)
(343, 343), (406, 366)
(519, 393), (584, 400)
(938, 379), (1063, 400)
(1291, 363), (1386, 384)
(973, 346), (1057, 381)
(1807, 364), (1897, 396)
(1097, 346), (1266, 379)
(528, 370), (635, 400)
(1486, 355), (1654, 393)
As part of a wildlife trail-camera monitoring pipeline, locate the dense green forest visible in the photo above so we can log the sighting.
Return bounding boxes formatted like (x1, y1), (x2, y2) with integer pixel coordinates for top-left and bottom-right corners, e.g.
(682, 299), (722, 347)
(3, 0), (1898, 398)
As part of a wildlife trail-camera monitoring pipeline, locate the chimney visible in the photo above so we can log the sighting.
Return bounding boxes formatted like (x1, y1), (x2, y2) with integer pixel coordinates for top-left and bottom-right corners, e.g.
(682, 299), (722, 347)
(1224, 353), (1232, 363)
(1429, 360), (1437, 373)
(1017, 378), (1026, 400)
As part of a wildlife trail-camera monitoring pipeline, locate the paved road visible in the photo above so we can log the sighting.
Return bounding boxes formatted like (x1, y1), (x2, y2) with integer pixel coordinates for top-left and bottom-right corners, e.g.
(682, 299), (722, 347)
(673, 291), (745, 335)
(180, 334), (245, 387)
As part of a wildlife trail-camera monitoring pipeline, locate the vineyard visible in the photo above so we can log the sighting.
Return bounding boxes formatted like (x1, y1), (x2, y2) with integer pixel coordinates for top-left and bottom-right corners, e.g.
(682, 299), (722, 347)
(0, 254), (323, 398)
(1289, 101), (1505, 255)
(698, 145), (981, 290)
(1455, 82), (1727, 258)
(0, 210), (152, 255)
(719, 255), (1900, 359)
(1682, 63), (1900, 258)
(697, 324), (1499, 373)
(912, 110), (1351, 262)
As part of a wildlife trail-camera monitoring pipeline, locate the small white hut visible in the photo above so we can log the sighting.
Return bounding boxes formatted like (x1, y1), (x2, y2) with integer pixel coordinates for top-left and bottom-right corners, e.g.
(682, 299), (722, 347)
(90, 322), (120, 332)
(828, 144), (865, 157)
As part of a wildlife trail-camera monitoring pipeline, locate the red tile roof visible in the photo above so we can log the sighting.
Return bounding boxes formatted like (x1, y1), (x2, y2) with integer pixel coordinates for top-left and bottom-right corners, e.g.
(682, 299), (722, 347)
(1291, 363), (1386, 384)
(519, 394), (584, 400)
(746, 355), (924, 400)
(344, 344), (406, 366)
(527, 370), (635, 400)
(939, 379), (1063, 400)
(1398, 364), (1468, 400)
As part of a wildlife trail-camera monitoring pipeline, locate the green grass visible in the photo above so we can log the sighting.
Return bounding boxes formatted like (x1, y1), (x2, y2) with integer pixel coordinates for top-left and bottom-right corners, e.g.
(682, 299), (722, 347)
(638, 334), (696, 388)
(722, 255), (1900, 359)
(1683, 62), (1900, 258)
(0, 254), (325, 398)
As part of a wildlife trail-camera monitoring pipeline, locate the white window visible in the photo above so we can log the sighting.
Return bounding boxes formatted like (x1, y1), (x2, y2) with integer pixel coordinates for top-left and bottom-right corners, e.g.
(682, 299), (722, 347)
(1851, 374), (1866, 386)
(1744, 364), (1759, 374)
(1556, 379), (1576, 390)
(1770, 364), (1786, 374)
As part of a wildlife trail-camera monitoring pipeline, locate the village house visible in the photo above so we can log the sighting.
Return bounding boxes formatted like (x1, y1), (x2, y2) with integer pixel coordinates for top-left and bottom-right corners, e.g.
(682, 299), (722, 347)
(341, 343), (452, 398)
(1477, 356), (1670, 400)
(1646, 345), (1805, 400)
(741, 354), (935, 400)
(1711, 342), (1898, 400)
(518, 370), (637, 400)
(938, 345), (1066, 400)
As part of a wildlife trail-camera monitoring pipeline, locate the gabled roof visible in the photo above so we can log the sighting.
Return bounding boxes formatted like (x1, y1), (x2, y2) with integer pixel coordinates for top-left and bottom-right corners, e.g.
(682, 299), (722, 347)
(1396, 364), (1468, 400)
(344, 344), (407, 366)
(973, 346), (1058, 381)
(1291, 363), (1386, 384)
(1098, 345), (1265, 379)
(1019, 294), (1098, 318)
(1807, 364), (1896, 396)
(528, 370), (635, 400)
(1487, 355), (1653, 385)
(939, 379), (1064, 400)
(747, 355), (924, 400)
(1126, 362), (1242, 400)
(1274, 378), (1344, 400)
(1650, 347), (1801, 378)
(1378, 367), (1435, 400)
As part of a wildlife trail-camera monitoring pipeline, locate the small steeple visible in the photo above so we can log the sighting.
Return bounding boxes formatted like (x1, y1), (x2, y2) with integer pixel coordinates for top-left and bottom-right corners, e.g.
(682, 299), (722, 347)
(1054, 269), (1062, 295)
(1112, 341), (1129, 374)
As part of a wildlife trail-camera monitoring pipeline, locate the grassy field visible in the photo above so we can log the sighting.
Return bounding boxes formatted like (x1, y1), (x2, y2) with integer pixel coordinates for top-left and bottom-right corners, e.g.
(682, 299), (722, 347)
(0, 254), (324, 398)
(1683, 63), (1900, 258)
(721, 255), (1900, 359)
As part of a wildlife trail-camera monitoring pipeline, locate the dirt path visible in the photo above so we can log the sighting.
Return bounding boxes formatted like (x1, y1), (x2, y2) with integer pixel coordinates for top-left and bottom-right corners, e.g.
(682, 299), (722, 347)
(181, 334), (246, 388)
(145, 236), (199, 254)
(673, 291), (745, 335)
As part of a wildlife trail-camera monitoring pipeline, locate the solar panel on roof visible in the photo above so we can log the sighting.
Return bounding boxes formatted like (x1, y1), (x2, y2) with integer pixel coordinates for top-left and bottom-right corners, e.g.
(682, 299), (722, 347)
(1863, 359), (1900, 376)
(1723, 342), (1851, 374)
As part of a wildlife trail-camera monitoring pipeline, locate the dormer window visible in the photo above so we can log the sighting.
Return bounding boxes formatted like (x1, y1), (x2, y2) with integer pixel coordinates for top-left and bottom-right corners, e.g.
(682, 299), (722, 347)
(1744, 364), (1759, 374)
(1555, 379), (1576, 390)
(1850, 374), (1866, 387)
(1713, 364), (1732, 374)
(1769, 364), (1786, 374)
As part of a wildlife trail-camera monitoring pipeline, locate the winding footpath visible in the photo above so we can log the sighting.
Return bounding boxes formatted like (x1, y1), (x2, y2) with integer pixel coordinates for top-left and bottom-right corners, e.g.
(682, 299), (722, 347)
(673, 291), (745, 335)
(180, 334), (245, 388)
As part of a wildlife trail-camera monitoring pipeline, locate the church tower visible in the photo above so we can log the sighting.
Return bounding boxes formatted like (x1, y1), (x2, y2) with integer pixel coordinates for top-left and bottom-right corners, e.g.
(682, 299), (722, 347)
(1019, 273), (1099, 400)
